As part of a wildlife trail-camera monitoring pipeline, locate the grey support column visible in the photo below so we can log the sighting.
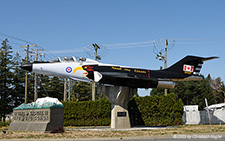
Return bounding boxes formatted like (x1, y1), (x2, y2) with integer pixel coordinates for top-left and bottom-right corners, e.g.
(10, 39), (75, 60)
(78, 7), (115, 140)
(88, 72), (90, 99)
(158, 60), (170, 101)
(98, 85), (137, 129)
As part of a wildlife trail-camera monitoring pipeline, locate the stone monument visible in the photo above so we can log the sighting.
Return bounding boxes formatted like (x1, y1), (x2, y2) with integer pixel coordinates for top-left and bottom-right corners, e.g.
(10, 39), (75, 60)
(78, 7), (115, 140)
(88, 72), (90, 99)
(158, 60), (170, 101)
(8, 97), (64, 132)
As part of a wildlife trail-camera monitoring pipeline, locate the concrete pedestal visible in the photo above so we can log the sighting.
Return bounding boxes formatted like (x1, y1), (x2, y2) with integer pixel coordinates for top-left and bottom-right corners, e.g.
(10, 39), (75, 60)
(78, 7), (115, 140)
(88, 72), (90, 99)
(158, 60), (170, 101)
(98, 85), (137, 129)
(111, 105), (131, 128)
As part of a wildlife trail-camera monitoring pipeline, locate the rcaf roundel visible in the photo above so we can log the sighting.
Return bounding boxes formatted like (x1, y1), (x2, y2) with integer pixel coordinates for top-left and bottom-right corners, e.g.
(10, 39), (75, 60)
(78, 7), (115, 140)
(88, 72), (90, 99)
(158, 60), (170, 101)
(66, 66), (72, 73)
(183, 64), (194, 72)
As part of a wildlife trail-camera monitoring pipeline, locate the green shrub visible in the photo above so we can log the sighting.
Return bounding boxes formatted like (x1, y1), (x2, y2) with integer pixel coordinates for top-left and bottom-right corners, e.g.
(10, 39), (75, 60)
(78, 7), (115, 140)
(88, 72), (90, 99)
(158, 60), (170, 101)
(128, 93), (183, 126)
(62, 98), (111, 126)
(63, 93), (183, 126)
(0, 120), (11, 127)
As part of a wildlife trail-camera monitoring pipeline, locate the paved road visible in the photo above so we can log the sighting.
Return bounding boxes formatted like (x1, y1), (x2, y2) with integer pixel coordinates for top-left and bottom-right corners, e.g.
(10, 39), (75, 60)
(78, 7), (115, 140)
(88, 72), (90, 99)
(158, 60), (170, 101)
(79, 134), (225, 141)
(2, 134), (223, 141)
(1, 135), (225, 141)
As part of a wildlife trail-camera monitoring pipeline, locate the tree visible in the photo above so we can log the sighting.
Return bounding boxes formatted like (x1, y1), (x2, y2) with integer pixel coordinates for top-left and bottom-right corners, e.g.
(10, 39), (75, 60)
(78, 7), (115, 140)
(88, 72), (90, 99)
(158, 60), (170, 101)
(35, 75), (64, 100)
(38, 75), (49, 98)
(150, 75), (215, 110)
(0, 39), (14, 122)
(172, 76), (215, 110)
(71, 82), (92, 101)
(11, 52), (25, 107)
(45, 76), (64, 100)
(150, 88), (171, 97)
(210, 77), (225, 103)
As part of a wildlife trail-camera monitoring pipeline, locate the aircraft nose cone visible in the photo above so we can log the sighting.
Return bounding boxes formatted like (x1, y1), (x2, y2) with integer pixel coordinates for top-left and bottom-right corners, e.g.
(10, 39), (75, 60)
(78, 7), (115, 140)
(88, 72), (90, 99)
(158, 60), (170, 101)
(20, 63), (33, 72)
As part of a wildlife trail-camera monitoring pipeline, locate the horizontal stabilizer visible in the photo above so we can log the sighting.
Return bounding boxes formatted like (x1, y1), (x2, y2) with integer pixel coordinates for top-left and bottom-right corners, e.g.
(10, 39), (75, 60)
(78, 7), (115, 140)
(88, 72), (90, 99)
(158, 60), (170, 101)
(201, 57), (219, 62)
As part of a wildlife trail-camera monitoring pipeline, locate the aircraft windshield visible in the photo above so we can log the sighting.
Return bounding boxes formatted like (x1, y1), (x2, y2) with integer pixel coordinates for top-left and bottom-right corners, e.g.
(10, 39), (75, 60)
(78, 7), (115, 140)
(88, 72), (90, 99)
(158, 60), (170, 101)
(49, 58), (61, 62)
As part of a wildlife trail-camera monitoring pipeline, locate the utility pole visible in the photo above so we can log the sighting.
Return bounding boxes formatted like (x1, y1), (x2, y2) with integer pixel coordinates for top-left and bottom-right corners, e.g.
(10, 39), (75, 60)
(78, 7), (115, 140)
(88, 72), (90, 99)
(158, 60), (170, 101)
(92, 43), (101, 101)
(64, 78), (67, 101)
(68, 79), (71, 101)
(30, 48), (44, 102)
(154, 39), (175, 96)
(164, 39), (168, 96)
(20, 44), (36, 104)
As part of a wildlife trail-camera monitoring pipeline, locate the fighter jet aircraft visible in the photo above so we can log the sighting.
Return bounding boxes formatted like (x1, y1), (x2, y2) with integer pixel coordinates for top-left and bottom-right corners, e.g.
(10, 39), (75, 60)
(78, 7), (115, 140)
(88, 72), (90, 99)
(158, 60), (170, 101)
(21, 55), (218, 89)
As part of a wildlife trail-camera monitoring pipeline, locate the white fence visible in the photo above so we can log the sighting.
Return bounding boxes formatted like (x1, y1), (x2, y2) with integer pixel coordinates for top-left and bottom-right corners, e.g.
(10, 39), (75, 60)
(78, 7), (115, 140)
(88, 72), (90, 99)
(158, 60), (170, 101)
(182, 105), (225, 125)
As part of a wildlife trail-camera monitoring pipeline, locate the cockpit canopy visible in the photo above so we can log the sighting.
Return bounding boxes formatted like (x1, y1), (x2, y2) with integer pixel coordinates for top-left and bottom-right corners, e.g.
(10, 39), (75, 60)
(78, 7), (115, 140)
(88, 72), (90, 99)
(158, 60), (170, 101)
(49, 56), (86, 62)
(48, 56), (97, 63)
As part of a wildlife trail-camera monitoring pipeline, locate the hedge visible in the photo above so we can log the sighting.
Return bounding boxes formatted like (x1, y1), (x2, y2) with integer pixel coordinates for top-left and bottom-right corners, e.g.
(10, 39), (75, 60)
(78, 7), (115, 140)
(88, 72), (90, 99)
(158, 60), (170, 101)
(62, 93), (183, 126)
(128, 93), (184, 126)
(62, 98), (111, 126)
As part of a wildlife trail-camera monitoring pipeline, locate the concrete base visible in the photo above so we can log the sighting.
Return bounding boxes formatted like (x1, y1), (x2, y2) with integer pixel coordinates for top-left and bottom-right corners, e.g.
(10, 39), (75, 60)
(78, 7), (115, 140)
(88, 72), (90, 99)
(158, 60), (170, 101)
(98, 85), (137, 129)
(8, 108), (64, 132)
(111, 105), (131, 129)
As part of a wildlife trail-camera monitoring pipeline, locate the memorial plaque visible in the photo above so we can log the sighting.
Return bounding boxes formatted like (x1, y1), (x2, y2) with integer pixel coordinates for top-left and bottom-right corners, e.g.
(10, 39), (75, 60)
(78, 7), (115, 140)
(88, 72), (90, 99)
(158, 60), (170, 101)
(117, 112), (127, 117)
(9, 97), (64, 132)
(9, 108), (64, 132)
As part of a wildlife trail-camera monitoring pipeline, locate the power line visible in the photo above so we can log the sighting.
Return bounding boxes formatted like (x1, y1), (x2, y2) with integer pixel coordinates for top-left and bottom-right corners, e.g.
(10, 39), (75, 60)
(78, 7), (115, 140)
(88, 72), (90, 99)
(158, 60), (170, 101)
(0, 38), (23, 46)
(48, 47), (84, 54)
(108, 44), (154, 49)
(175, 41), (225, 45)
(105, 38), (225, 50)
(47, 43), (153, 55)
(0, 32), (57, 60)
(0, 32), (29, 43)
(175, 37), (225, 41)
(1, 31), (225, 60)
(42, 37), (225, 56)
(153, 38), (175, 56)
(104, 40), (154, 47)
(36, 46), (56, 60)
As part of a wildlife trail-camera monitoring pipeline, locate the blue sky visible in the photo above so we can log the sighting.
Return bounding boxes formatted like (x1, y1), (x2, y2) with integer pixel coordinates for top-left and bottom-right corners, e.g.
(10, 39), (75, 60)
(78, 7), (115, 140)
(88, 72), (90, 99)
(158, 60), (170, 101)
(1, 0), (225, 96)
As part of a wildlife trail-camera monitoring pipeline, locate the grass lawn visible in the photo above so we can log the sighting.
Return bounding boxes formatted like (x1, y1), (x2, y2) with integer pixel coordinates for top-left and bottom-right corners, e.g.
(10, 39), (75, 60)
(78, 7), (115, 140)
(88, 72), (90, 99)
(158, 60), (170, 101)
(0, 124), (225, 139)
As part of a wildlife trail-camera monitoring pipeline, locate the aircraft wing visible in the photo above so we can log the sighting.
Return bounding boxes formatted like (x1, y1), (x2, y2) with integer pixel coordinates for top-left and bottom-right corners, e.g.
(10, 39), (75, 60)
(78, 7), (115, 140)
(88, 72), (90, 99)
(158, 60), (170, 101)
(69, 77), (92, 83)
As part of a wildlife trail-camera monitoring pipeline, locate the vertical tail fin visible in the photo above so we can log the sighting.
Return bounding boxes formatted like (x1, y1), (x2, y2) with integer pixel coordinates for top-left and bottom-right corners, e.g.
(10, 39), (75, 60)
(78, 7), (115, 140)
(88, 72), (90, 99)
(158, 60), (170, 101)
(165, 56), (218, 75)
